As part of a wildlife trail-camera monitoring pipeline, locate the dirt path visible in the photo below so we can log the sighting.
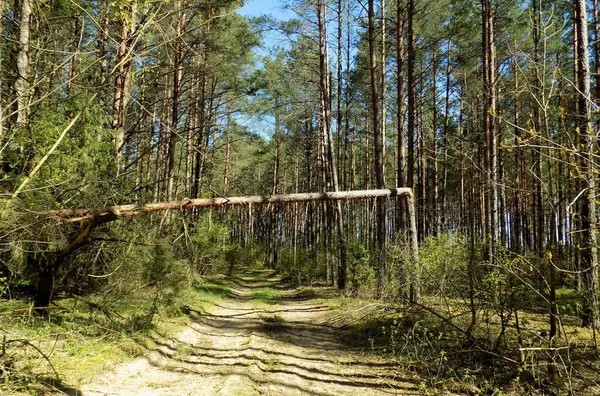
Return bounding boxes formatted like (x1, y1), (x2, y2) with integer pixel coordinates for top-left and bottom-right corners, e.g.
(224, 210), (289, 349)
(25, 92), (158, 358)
(81, 270), (423, 395)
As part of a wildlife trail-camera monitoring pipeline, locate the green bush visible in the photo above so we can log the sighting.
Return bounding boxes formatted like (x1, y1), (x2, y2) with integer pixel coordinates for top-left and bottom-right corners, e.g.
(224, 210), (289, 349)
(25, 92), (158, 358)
(347, 242), (375, 297)
(420, 234), (471, 297)
(276, 246), (322, 285)
(186, 214), (235, 275)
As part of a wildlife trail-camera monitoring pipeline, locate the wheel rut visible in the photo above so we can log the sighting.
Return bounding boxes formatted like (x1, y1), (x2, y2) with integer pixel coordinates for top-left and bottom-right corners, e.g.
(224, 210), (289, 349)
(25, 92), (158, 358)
(81, 270), (423, 395)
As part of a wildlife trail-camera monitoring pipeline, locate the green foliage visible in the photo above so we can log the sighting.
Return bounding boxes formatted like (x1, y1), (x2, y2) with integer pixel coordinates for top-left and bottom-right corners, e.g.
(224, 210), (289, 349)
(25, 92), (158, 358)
(420, 234), (471, 297)
(274, 244), (336, 286)
(186, 214), (237, 275)
(347, 242), (375, 297)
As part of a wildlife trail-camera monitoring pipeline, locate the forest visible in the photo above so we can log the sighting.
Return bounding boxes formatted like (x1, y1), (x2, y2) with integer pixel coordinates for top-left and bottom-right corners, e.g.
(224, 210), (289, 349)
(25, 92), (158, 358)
(1, 0), (600, 394)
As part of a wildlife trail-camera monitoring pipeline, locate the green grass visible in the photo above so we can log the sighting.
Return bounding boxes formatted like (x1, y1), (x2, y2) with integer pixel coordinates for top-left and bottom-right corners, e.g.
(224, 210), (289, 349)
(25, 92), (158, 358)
(0, 303), (146, 394)
(251, 287), (280, 304)
(193, 278), (232, 310)
(0, 275), (235, 394)
(195, 283), (231, 298)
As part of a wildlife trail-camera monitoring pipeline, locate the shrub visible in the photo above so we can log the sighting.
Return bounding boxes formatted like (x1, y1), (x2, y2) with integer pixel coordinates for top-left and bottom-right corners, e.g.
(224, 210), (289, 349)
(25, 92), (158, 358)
(420, 234), (471, 297)
(347, 242), (375, 297)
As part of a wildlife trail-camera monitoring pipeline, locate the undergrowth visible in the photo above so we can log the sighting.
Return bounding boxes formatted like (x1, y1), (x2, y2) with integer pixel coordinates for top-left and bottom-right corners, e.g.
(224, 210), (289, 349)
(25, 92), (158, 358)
(334, 295), (600, 395)
(0, 275), (233, 394)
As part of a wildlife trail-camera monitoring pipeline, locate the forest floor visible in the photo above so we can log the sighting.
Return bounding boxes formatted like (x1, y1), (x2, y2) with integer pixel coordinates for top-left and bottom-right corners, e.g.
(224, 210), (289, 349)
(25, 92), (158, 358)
(3, 269), (600, 394)
(78, 269), (426, 396)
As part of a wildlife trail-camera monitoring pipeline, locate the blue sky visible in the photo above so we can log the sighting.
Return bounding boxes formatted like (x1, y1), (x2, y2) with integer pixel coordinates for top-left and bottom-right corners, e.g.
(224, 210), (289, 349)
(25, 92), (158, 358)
(237, 0), (294, 20)
(235, 0), (294, 137)
(238, 0), (295, 54)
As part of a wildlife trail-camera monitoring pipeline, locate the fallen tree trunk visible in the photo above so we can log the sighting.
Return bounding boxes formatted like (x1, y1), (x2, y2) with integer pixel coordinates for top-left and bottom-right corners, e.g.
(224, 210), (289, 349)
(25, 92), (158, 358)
(46, 188), (414, 224)
(32, 188), (420, 309)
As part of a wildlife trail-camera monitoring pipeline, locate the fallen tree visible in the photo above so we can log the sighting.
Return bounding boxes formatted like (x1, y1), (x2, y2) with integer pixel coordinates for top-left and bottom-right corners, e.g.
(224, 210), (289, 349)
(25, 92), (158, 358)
(27, 188), (419, 310)
(45, 188), (415, 224)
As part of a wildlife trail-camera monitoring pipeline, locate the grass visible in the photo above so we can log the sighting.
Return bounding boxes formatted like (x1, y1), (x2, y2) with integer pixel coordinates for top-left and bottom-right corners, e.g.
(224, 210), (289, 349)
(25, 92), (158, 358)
(251, 287), (280, 305)
(193, 278), (232, 311)
(0, 304), (145, 394)
(0, 275), (233, 394)
(330, 291), (600, 395)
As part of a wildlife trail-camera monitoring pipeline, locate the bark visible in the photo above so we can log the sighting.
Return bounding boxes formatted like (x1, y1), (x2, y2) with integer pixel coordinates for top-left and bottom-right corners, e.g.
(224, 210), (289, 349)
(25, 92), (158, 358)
(575, 0), (599, 330)
(34, 212), (118, 310)
(337, 0), (343, 184)
(113, 0), (138, 173)
(273, 112), (281, 195)
(368, 0), (386, 297)
(380, 0), (387, 180)
(317, 0), (347, 290)
(47, 188), (414, 223)
(268, 111), (282, 268)
(532, 0), (543, 259)
(345, 1), (352, 190)
(417, 68), (425, 241)
(14, 0), (31, 125)
(0, 0), (5, 140)
(407, 0), (415, 198)
(482, 0), (498, 262)
(223, 109), (232, 196)
(441, 40), (451, 233)
(167, 0), (185, 200)
(593, 0), (600, 105)
(186, 71), (198, 196)
(396, 0), (406, 234)
(407, 190), (421, 303)
(459, 79), (466, 234)
(431, 50), (439, 236)
(95, 1), (109, 84)
(512, 59), (522, 252)
(192, 72), (207, 199)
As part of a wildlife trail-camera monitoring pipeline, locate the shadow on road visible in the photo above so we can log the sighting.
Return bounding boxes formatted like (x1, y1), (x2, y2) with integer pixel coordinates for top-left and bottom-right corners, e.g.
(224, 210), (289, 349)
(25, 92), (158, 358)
(136, 269), (421, 395)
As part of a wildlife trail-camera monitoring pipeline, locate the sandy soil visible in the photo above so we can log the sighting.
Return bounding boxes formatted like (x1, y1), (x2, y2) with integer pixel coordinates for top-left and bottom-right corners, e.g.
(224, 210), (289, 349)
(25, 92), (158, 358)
(80, 271), (424, 395)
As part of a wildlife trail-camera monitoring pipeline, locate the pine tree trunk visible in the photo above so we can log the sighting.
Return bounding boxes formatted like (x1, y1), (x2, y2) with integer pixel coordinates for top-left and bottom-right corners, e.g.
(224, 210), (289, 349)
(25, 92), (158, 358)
(95, 2), (109, 84)
(113, 0), (137, 173)
(223, 109), (232, 197)
(431, 51), (439, 236)
(396, 0), (406, 234)
(14, 0), (31, 125)
(407, 0), (415, 206)
(532, 0), (544, 259)
(368, 0), (386, 297)
(0, 0), (5, 139)
(317, 0), (347, 290)
(593, 0), (600, 105)
(575, 0), (599, 330)
(482, 0), (498, 263)
(167, 0), (185, 200)
(512, 59), (522, 251)
(337, 0), (344, 187)
(441, 40), (451, 234)
(380, 0), (387, 182)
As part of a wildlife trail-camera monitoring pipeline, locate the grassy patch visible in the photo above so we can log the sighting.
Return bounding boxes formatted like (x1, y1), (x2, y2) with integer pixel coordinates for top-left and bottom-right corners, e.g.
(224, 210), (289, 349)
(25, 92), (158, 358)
(0, 275), (233, 394)
(251, 287), (280, 304)
(332, 293), (600, 395)
(0, 306), (146, 394)
(195, 283), (230, 299)
(193, 278), (232, 310)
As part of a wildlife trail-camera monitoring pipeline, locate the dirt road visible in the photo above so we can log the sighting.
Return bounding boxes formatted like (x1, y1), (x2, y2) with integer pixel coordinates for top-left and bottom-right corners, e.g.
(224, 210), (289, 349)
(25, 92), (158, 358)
(81, 271), (423, 395)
